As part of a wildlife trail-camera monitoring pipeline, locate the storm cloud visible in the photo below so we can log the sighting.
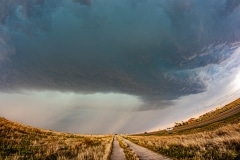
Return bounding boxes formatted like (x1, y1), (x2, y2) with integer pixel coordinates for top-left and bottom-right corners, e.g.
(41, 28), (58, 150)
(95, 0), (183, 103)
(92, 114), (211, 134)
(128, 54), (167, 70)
(1, 0), (240, 108)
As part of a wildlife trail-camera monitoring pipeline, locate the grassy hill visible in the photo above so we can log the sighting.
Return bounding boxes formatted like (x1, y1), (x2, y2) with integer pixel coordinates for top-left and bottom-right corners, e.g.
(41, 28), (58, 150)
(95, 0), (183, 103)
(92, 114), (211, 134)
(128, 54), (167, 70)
(0, 117), (113, 160)
(139, 97), (240, 136)
(125, 122), (240, 160)
(124, 97), (240, 159)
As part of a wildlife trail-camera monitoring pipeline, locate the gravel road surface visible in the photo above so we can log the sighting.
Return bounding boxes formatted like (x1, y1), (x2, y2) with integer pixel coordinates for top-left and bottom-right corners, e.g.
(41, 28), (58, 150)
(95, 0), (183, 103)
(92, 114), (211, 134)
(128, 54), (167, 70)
(111, 136), (126, 160)
(122, 138), (171, 160)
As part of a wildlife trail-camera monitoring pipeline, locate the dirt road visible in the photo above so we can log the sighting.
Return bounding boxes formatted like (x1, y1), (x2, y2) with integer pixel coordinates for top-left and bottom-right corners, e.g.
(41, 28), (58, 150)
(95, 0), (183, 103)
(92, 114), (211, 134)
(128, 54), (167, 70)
(111, 136), (126, 160)
(121, 138), (171, 160)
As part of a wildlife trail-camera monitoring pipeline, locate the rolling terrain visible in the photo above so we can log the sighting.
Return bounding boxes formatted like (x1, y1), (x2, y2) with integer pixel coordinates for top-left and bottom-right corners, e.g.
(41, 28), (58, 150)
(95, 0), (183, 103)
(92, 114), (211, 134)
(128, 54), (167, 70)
(1, 97), (240, 160)
(141, 98), (240, 136)
(124, 98), (240, 159)
(125, 122), (240, 160)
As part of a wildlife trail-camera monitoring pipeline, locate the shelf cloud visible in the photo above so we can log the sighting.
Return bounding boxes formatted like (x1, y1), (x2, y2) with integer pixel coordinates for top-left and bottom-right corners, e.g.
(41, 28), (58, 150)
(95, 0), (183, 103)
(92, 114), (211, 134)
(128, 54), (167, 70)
(0, 0), (240, 133)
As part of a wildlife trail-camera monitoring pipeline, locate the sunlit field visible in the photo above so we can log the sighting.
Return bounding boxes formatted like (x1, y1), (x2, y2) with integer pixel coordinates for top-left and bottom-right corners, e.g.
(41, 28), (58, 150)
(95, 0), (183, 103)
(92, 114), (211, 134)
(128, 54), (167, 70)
(125, 122), (240, 160)
(0, 117), (113, 160)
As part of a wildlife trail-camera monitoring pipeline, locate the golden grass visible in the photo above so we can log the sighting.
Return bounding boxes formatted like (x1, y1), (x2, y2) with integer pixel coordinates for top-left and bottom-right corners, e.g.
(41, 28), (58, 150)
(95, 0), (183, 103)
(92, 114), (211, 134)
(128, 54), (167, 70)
(0, 117), (113, 160)
(125, 123), (240, 160)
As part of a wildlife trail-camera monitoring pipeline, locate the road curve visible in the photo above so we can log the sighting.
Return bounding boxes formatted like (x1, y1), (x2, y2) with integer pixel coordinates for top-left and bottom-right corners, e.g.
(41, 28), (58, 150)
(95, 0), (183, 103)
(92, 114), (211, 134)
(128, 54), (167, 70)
(122, 138), (171, 160)
(111, 136), (126, 160)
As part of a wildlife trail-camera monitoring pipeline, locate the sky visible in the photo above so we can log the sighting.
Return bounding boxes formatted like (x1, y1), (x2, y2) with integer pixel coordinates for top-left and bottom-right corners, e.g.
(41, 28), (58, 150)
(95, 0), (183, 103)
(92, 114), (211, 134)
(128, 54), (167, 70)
(0, 0), (240, 134)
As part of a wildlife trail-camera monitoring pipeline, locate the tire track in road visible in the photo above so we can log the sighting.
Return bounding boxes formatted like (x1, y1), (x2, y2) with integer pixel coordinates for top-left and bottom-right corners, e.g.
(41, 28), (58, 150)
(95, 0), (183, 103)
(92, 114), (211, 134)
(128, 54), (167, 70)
(111, 136), (126, 160)
(122, 138), (171, 160)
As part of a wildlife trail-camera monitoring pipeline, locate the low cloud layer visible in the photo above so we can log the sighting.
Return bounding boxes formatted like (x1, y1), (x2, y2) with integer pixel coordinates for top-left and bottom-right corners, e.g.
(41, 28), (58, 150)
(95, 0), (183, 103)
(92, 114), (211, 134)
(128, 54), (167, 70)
(1, 0), (240, 104)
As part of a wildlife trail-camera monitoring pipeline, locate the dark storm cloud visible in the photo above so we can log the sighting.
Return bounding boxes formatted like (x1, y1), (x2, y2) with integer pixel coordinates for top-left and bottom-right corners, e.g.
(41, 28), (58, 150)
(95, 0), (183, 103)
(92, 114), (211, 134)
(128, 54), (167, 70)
(0, 0), (240, 107)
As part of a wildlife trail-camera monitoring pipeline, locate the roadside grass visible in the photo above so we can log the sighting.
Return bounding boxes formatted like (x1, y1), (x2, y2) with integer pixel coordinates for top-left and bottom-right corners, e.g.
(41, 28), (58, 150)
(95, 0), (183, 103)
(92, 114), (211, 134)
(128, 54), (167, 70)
(0, 117), (113, 160)
(116, 136), (139, 160)
(125, 122), (240, 160)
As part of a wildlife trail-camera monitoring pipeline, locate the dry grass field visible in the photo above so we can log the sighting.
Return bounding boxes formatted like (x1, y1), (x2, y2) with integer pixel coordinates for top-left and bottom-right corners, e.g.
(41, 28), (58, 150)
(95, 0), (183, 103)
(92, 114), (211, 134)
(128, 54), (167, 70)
(125, 98), (240, 159)
(0, 117), (113, 160)
(125, 122), (240, 160)
(1, 97), (240, 160)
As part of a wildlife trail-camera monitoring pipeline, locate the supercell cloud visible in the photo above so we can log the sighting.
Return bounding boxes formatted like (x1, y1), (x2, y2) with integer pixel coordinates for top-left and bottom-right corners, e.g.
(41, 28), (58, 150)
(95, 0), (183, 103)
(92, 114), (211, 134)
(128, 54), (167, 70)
(0, 0), (240, 133)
